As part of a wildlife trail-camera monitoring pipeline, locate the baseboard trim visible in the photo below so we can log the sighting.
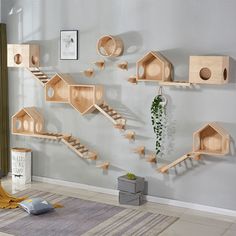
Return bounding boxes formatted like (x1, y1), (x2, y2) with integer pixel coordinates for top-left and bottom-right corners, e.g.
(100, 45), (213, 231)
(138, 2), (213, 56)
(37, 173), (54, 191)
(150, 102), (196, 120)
(32, 175), (236, 217)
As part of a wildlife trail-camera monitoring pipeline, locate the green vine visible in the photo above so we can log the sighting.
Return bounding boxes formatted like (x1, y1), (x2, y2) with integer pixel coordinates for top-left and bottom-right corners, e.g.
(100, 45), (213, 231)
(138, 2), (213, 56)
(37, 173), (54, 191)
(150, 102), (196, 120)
(151, 94), (166, 156)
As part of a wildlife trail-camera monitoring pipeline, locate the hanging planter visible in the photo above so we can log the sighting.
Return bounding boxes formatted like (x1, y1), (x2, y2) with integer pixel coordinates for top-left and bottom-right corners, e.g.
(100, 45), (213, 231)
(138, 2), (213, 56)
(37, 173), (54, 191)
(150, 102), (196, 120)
(150, 86), (167, 156)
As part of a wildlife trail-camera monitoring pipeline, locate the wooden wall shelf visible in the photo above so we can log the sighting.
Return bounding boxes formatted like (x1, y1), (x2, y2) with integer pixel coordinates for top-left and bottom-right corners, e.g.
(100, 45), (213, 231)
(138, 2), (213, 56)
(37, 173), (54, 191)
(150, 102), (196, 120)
(160, 81), (192, 87)
(45, 73), (75, 103)
(69, 85), (104, 115)
(97, 35), (124, 57)
(189, 56), (229, 84)
(136, 51), (173, 82)
(8, 44), (39, 68)
(193, 122), (230, 155)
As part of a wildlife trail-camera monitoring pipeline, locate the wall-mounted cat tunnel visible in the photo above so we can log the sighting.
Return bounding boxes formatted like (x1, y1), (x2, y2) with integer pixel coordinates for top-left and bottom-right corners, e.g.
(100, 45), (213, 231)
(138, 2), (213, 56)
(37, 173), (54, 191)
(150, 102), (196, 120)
(97, 35), (124, 57)
(158, 122), (230, 174)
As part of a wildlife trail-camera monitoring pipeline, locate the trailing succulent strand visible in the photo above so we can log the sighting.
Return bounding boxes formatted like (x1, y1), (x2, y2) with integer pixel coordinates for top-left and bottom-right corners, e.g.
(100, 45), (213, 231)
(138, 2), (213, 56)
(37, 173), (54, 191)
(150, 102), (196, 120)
(151, 94), (167, 156)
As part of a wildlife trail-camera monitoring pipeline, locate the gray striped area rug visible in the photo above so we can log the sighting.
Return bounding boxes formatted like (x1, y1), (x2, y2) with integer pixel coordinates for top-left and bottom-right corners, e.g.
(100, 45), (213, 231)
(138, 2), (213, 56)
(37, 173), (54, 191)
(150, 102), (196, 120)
(0, 189), (178, 236)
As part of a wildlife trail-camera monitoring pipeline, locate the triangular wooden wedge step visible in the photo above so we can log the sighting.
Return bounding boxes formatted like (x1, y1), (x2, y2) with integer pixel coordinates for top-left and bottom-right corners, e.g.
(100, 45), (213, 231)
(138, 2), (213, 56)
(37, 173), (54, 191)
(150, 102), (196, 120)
(94, 102), (126, 129)
(28, 67), (50, 86)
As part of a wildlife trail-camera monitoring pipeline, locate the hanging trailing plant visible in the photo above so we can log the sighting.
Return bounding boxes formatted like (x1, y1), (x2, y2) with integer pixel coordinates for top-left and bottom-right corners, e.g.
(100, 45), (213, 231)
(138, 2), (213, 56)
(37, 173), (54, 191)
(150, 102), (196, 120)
(151, 87), (167, 156)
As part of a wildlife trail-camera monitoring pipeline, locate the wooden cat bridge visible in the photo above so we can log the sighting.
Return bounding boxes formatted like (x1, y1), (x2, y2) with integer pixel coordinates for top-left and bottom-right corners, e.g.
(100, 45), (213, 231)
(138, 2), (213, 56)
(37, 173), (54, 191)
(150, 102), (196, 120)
(7, 44), (126, 129)
(158, 122), (230, 173)
(11, 107), (107, 164)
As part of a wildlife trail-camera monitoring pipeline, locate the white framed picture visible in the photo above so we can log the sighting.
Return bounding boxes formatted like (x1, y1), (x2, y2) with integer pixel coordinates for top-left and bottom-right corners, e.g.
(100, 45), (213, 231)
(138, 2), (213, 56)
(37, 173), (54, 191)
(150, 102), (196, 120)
(60, 30), (78, 60)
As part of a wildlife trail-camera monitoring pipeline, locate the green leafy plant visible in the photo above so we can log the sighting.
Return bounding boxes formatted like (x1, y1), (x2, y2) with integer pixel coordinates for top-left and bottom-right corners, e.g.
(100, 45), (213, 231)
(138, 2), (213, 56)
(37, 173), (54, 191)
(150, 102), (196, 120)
(151, 94), (166, 156)
(126, 172), (136, 180)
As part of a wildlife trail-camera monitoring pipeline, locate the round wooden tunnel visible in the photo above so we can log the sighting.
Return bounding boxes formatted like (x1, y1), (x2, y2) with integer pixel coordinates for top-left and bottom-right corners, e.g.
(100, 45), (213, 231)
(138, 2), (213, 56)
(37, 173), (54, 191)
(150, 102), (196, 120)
(97, 35), (124, 57)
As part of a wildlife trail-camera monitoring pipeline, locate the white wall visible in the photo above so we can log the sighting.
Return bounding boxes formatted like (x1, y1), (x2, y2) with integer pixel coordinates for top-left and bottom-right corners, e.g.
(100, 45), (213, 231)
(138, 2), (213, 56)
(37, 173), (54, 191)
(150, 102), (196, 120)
(2, 0), (236, 210)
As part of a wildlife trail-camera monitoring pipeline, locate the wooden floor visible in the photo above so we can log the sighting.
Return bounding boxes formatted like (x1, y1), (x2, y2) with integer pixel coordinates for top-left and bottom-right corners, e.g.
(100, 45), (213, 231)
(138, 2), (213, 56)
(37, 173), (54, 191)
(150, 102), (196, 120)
(1, 178), (236, 236)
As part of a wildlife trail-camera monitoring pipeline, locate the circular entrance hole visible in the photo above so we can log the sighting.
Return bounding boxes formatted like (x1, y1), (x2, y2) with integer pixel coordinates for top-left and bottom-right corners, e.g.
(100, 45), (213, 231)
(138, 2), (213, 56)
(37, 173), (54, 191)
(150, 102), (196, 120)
(14, 54), (22, 65)
(31, 56), (39, 65)
(35, 122), (43, 133)
(138, 65), (145, 78)
(223, 68), (227, 80)
(47, 87), (55, 98)
(16, 119), (22, 130)
(199, 67), (211, 80)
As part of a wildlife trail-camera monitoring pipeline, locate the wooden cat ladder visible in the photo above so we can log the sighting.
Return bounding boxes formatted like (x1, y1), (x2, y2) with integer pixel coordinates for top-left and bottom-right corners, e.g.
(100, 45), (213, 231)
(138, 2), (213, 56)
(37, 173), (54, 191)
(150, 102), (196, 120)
(158, 152), (200, 173)
(61, 135), (97, 160)
(95, 102), (126, 129)
(28, 68), (50, 86)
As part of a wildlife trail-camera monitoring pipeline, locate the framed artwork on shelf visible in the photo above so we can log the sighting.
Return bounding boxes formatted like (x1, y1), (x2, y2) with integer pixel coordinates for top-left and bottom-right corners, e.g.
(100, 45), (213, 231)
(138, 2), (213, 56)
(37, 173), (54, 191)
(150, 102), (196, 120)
(60, 30), (78, 60)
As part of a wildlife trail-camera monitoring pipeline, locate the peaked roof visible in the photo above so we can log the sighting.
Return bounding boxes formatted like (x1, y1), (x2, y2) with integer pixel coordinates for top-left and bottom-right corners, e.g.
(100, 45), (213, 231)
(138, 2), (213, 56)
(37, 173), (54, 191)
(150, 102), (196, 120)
(12, 107), (42, 121)
(45, 73), (75, 86)
(137, 51), (169, 64)
(194, 122), (229, 137)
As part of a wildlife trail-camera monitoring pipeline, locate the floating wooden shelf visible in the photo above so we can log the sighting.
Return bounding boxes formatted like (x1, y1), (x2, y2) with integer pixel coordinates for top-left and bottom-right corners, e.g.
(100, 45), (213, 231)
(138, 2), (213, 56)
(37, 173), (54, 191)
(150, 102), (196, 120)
(45, 73), (75, 103)
(134, 146), (145, 155)
(117, 61), (128, 70)
(83, 68), (94, 78)
(125, 131), (135, 141)
(28, 68), (49, 86)
(95, 102), (126, 127)
(96, 162), (110, 170)
(128, 76), (137, 84)
(136, 51), (173, 82)
(189, 56), (229, 84)
(94, 60), (105, 70)
(146, 154), (157, 163)
(12, 107), (44, 135)
(7, 44), (40, 68)
(97, 35), (124, 57)
(69, 85), (104, 115)
(160, 81), (192, 87)
(158, 152), (195, 173)
(193, 122), (230, 155)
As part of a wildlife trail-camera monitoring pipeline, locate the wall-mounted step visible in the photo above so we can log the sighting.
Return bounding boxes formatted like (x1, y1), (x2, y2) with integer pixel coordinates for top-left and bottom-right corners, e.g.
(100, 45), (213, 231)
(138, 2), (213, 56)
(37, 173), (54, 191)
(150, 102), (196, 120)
(28, 68), (50, 86)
